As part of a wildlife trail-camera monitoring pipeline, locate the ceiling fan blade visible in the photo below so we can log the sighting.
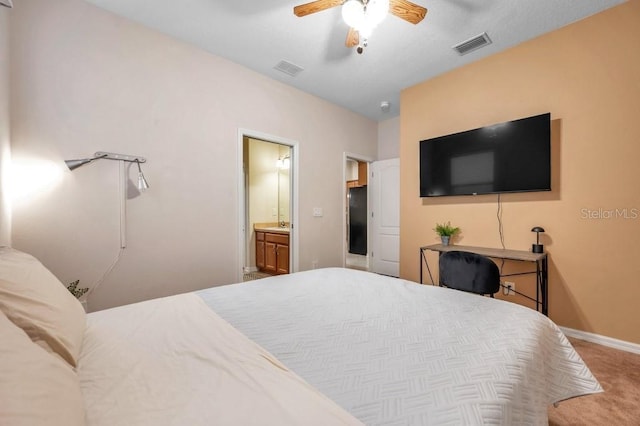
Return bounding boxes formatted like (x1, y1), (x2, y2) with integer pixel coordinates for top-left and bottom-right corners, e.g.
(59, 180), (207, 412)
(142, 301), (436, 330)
(345, 27), (359, 47)
(389, 0), (428, 24)
(294, 0), (344, 17)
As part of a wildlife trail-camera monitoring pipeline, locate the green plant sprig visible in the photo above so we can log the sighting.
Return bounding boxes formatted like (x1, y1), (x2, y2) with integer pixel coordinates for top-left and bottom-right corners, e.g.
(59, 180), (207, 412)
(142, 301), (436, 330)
(433, 221), (460, 237)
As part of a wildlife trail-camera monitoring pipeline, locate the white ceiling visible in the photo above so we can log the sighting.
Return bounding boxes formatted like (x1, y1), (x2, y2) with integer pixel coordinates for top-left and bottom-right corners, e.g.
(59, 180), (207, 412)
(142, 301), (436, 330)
(83, 0), (624, 121)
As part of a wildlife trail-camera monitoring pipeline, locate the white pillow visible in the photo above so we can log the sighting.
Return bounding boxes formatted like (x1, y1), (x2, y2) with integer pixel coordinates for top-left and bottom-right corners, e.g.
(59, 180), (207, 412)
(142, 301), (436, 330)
(0, 309), (85, 425)
(0, 247), (85, 367)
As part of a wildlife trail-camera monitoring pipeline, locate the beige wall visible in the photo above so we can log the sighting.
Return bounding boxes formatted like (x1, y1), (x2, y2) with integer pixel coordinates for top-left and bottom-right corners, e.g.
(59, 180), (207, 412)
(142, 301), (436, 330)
(9, 0), (377, 311)
(0, 8), (10, 246)
(400, 0), (640, 343)
(377, 116), (399, 160)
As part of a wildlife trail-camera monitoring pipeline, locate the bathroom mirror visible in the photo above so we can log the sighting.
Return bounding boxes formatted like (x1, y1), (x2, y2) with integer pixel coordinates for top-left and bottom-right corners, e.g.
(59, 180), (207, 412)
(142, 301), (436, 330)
(245, 137), (291, 230)
(277, 145), (291, 226)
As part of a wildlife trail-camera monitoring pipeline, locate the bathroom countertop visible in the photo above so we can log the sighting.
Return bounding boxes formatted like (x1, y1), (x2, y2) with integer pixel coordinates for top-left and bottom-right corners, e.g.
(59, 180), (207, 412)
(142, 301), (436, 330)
(254, 224), (290, 234)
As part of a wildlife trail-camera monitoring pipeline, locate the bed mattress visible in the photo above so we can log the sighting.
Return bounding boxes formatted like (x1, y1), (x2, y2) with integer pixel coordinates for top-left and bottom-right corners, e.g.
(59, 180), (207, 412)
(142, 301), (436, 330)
(198, 268), (601, 425)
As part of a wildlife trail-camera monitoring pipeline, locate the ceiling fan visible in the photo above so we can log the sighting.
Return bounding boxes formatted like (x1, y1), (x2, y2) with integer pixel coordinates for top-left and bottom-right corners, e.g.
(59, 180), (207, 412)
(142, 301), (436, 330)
(294, 0), (427, 54)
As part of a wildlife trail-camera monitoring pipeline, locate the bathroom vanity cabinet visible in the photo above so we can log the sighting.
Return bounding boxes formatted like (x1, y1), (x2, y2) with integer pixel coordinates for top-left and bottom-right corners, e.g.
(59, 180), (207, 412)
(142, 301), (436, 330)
(255, 228), (289, 275)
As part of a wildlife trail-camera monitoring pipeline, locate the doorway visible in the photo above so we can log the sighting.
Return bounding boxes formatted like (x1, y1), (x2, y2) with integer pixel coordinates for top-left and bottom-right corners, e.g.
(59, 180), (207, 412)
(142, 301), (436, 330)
(343, 153), (373, 272)
(237, 130), (298, 283)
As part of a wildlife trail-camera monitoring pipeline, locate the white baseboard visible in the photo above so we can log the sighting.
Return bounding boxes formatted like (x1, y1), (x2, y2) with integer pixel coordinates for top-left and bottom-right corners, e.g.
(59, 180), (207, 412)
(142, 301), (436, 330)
(560, 326), (640, 355)
(243, 266), (258, 274)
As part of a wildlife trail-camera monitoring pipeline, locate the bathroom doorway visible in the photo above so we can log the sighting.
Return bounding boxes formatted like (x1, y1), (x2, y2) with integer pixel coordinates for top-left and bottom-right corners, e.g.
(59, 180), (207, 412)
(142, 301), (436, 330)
(238, 130), (298, 283)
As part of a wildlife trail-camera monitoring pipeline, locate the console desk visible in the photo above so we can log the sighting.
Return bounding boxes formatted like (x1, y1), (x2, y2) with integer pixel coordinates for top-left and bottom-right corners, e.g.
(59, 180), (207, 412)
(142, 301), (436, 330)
(420, 244), (548, 316)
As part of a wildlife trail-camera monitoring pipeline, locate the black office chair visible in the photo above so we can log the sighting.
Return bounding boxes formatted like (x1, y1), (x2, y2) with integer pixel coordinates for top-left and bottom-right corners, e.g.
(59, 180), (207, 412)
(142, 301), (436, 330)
(439, 251), (500, 297)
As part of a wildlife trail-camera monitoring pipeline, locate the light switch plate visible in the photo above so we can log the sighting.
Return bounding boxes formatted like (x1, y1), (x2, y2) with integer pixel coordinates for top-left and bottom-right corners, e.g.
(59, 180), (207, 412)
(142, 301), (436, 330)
(313, 207), (323, 217)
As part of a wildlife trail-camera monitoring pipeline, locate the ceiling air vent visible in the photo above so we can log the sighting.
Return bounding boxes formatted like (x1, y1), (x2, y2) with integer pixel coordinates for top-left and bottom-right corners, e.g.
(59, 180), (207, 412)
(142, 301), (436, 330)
(453, 32), (492, 56)
(274, 60), (304, 77)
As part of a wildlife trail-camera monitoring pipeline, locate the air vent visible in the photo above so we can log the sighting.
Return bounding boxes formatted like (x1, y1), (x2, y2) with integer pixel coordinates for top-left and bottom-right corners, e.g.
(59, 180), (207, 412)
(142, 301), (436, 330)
(274, 60), (304, 77)
(452, 32), (492, 55)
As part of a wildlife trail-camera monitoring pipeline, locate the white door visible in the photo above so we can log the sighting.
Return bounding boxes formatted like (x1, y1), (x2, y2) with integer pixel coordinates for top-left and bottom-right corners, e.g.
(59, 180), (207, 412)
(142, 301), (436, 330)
(370, 158), (400, 277)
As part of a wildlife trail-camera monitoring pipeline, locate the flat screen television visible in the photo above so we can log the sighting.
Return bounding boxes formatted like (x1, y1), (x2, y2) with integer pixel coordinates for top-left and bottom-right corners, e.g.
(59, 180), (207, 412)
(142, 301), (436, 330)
(419, 113), (551, 197)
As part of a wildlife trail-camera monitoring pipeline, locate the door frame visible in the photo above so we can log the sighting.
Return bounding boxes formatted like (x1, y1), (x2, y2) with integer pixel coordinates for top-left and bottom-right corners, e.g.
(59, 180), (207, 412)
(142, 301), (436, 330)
(342, 152), (374, 268)
(237, 129), (299, 283)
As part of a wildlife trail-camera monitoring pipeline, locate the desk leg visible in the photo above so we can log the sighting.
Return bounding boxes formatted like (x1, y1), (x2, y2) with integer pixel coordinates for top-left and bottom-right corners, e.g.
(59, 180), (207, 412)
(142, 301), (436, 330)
(536, 261), (540, 313)
(420, 249), (423, 284)
(541, 257), (548, 316)
(419, 249), (437, 286)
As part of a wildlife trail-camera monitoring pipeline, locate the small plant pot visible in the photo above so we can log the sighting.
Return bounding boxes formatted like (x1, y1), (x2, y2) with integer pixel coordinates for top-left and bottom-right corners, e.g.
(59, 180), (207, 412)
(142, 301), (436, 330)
(441, 236), (450, 246)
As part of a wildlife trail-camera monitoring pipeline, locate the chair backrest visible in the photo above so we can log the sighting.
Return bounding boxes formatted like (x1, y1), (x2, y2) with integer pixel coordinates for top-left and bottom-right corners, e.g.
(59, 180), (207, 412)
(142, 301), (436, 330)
(439, 251), (500, 296)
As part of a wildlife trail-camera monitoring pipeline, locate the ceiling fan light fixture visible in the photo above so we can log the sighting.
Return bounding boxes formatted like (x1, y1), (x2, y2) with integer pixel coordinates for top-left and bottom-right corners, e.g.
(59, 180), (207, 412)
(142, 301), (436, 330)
(342, 0), (388, 38)
(342, 0), (364, 29)
(359, 22), (374, 40)
(367, 0), (389, 27)
(295, 0), (426, 53)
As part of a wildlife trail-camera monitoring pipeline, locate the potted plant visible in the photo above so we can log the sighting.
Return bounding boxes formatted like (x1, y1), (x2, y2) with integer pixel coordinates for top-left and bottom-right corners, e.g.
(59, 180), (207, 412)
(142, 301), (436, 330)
(434, 222), (460, 246)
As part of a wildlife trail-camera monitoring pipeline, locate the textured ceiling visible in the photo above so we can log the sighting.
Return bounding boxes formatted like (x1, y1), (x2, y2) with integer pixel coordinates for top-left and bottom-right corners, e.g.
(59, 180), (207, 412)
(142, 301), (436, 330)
(83, 0), (625, 121)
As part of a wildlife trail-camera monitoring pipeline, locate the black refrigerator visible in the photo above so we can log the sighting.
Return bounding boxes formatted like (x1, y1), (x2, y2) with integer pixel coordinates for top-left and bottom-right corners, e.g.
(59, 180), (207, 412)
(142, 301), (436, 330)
(348, 186), (367, 255)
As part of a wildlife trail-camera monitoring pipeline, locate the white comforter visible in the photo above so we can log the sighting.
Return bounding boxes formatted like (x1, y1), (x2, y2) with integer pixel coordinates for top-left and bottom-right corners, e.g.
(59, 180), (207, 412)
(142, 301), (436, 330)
(198, 268), (602, 425)
(78, 292), (362, 426)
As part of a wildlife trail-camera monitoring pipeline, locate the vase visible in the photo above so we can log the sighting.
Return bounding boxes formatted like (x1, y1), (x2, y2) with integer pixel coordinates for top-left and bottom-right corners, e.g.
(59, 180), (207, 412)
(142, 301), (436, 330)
(441, 236), (450, 246)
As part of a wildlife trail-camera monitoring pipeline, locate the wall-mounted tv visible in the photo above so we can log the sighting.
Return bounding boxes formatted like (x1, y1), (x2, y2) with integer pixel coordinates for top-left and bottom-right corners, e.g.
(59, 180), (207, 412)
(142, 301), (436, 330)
(419, 113), (551, 197)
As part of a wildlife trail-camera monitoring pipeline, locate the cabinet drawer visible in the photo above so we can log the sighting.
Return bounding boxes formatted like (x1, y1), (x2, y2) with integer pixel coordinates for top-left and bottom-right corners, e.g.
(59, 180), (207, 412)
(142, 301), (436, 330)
(266, 233), (288, 245)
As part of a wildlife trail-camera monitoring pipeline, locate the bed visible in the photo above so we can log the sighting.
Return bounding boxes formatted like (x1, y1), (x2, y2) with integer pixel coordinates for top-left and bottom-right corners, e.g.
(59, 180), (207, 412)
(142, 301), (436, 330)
(0, 247), (602, 425)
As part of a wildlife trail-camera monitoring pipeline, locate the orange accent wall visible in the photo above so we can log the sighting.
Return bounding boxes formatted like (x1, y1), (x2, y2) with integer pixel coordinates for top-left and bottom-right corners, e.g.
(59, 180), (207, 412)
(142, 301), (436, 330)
(400, 0), (640, 343)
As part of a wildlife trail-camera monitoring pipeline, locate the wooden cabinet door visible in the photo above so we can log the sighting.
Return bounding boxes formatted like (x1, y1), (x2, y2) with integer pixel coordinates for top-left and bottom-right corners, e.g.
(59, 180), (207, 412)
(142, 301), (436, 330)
(256, 232), (265, 270)
(357, 161), (368, 186)
(264, 241), (277, 274)
(276, 244), (289, 275)
(256, 240), (265, 269)
(256, 231), (289, 275)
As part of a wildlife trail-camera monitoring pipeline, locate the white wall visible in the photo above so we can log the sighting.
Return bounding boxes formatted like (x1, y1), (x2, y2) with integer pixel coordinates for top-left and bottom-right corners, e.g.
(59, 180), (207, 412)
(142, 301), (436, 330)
(0, 8), (10, 246)
(377, 116), (400, 160)
(9, 0), (377, 311)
